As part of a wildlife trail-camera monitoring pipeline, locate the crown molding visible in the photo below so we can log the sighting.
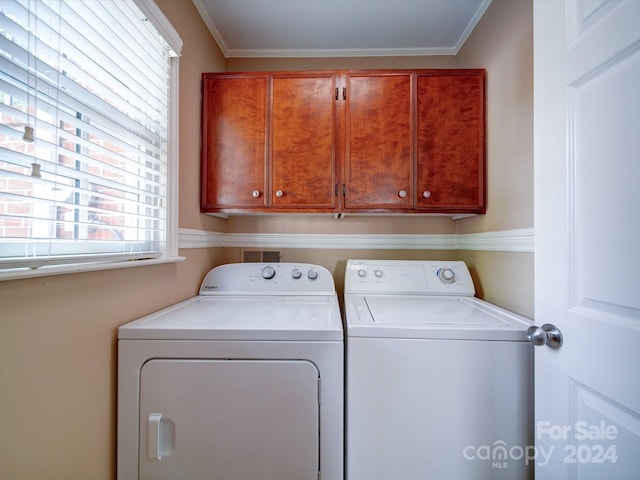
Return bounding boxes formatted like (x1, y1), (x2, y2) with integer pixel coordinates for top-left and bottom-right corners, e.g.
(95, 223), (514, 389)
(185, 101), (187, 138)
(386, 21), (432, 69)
(223, 47), (458, 59)
(453, 0), (493, 53)
(178, 228), (534, 253)
(192, 0), (229, 56)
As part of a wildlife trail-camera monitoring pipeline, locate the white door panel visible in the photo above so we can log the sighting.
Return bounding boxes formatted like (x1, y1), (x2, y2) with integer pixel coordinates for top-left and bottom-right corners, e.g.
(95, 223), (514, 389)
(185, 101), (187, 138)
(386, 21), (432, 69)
(534, 0), (640, 478)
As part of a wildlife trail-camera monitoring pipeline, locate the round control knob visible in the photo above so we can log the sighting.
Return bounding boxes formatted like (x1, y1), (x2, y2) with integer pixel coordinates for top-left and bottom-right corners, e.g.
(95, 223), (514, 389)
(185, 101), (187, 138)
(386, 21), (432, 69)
(358, 269), (366, 278)
(291, 268), (302, 279)
(398, 190), (407, 198)
(252, 190), (261, 198)
(275, 190), (284, 198)
(438, 268), (455, 284)
(307, 269), (318, 280)
(261, 265), (276, 280)
(374, 269), (383, 278)
(422, 191), (431, 199)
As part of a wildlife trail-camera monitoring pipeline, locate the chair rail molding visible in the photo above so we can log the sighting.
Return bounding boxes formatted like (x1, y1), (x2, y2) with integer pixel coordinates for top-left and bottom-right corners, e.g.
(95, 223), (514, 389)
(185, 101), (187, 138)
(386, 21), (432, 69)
(178, 227), (534, 253)
(457, 228), (534, 252)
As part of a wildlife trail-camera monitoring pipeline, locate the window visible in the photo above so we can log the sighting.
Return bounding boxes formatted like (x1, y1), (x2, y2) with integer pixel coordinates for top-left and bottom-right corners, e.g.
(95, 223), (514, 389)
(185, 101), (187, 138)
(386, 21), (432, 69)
(0, 0), (181, 274)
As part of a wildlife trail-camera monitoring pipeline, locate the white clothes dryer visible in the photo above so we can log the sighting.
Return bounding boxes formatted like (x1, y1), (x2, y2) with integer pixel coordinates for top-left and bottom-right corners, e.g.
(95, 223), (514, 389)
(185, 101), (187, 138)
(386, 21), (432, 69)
(118, 263), (343, 480)
(344, 259), (533, 480)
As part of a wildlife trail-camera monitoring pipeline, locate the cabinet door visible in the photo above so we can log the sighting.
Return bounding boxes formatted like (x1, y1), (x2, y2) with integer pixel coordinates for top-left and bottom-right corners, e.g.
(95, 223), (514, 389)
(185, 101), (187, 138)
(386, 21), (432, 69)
(201, 74), (267, 210)
(270, 73), (336, 210)
(344, 72), (413, 210)
(416, 72), (485, 212)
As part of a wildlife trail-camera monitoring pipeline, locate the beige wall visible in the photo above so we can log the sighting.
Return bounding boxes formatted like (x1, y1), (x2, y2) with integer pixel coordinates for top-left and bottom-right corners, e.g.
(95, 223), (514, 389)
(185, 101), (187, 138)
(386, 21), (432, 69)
(454, 0), (534, 318)
(0, 1), (534, 478)
(458, 250), (534, 318)
(226, 54), (456, 72)
(225, 215), (456, 234)
(0, 1), (226, 478)
(455, 0), (534, 234)
(0, 249), (224, 478)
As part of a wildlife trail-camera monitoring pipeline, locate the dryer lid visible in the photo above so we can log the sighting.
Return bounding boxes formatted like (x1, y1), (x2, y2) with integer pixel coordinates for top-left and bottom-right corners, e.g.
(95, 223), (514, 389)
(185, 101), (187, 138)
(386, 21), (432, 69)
(118, 295), (343, 341)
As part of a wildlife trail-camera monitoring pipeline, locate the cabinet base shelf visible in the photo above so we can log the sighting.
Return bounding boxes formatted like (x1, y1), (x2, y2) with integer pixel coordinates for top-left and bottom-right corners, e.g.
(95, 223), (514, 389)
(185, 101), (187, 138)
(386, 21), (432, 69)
(202, 211), (479, 221)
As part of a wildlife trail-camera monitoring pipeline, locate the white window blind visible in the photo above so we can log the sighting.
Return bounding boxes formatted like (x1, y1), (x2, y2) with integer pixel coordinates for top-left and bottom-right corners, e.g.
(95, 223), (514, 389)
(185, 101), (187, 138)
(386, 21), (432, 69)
(0, 0), (181, 271)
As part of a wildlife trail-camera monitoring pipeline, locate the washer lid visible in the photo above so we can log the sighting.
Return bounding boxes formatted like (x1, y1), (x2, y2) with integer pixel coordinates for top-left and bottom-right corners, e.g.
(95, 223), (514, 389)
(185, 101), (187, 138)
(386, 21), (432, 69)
(118, 295), (343, 341)
(346, 295), (531, 341)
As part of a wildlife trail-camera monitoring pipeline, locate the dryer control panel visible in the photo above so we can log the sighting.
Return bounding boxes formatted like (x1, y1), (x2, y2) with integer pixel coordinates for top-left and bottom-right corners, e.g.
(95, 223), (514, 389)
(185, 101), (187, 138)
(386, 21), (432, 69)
(345, 259), (475, 296)
(200, 262), (335, 295)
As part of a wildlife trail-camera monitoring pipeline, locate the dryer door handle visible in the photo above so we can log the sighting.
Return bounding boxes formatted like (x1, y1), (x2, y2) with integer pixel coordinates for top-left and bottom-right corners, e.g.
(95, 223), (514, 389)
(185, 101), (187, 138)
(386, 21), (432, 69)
(147, 413), (175, 460)
(148, 413), (163, 460)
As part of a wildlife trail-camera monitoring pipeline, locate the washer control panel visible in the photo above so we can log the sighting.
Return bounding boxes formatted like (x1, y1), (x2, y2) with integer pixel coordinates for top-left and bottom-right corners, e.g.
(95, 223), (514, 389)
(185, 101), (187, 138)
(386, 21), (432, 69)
(345, 259), (475, 296)
(200, 262), (335, 295)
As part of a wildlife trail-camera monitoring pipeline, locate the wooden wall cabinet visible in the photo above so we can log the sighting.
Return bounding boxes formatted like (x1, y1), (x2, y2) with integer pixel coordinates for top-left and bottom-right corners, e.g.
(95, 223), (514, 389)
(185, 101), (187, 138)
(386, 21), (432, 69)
(201, 69), (485, 216)
(201, 74), (267, 210)
(201, 72), (338, 213)
(270, 72), (337, 210)
(415, 70), (485, 213)
(344, 71), (413, 210)
(342, 69), (485, 214)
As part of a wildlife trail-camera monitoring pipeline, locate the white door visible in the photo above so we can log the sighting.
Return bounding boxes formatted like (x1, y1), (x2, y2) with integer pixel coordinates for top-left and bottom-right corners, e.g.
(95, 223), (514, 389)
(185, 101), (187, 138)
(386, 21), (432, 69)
(534, 0), (640, 478)
(138, 359), (320, 480)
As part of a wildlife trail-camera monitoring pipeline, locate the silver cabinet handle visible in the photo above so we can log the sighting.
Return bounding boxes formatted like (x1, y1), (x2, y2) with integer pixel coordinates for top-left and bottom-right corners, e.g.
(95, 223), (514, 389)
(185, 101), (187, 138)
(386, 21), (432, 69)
(422, 191), (431, 199)
(527, 324), (563, 349)
(398, 190), (407, 198)
(275, 190), (284, 198)
(252, 190), (261, 198)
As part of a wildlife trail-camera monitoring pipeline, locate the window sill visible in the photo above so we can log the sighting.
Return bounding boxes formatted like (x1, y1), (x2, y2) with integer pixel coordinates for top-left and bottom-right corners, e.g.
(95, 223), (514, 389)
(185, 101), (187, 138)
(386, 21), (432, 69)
(0, 256), (186, 282)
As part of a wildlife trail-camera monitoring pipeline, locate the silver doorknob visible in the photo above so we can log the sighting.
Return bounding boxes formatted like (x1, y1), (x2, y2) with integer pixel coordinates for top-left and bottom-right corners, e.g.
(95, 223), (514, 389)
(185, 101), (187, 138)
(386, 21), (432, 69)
(398, 190), (407, 198)
(252, 190), (261, 198)
(422, 191), (431, 199)
(275, 190), (284, 198)
(527, 324), (563, 349)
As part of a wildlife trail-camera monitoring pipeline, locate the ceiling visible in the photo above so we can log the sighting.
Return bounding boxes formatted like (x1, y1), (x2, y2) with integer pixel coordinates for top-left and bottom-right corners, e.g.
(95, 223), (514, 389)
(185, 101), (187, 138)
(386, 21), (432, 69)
(193, 0), (492, 58)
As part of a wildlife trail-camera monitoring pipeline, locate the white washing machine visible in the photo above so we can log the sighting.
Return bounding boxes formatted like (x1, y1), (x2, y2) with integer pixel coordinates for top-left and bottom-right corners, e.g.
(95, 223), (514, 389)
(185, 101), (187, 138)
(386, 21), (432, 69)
(117, 263), (343, 480)
(344, 259), (533, 480)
